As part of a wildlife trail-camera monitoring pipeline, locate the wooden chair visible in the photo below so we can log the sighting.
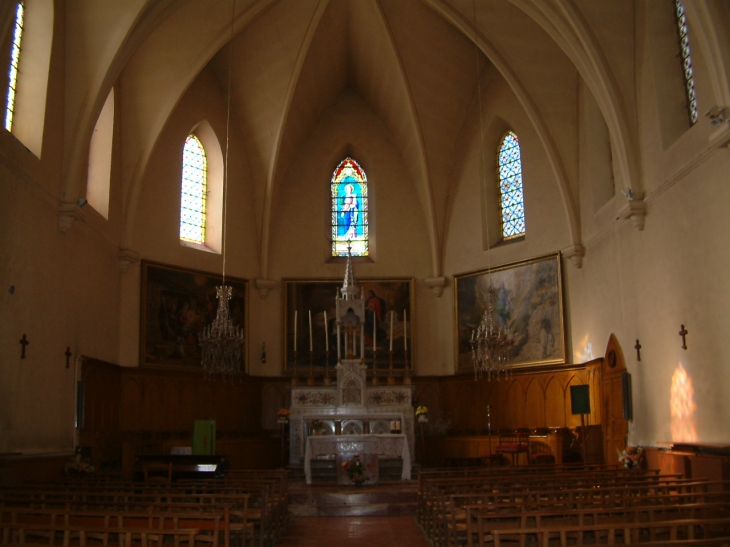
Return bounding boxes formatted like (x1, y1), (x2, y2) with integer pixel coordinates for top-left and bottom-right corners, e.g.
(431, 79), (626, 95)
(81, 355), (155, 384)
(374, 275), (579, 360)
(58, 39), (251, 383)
(495, 429), (530, 466)
(143, 461), (172, 484)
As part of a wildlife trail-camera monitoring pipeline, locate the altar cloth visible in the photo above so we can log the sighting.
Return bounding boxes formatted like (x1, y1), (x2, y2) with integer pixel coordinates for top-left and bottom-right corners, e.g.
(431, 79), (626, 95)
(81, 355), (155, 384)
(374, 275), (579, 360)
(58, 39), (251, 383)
(304, 434), (411, 484)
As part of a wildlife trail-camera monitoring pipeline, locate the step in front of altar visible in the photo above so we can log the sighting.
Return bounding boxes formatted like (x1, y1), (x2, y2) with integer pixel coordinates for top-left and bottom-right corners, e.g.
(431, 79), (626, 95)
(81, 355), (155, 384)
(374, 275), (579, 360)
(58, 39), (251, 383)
(288, 457), (406, 483)
(289, 480), (418, 517)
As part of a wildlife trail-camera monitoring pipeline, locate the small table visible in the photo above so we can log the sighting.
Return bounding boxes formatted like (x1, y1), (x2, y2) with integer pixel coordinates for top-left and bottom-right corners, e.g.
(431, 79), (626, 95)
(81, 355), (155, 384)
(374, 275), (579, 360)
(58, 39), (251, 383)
(304, 434), (411, 484)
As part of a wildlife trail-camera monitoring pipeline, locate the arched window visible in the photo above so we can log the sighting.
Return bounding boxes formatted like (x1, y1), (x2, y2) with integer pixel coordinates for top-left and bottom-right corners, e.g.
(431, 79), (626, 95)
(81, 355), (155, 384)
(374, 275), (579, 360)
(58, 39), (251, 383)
(497, 132), (525, 240)
(86, 89), (114, 219)
(5, 1), (24, 132)
(180, 135), (207, 245)
(674, 0), (698, 126)
(331, 157), (368, 257)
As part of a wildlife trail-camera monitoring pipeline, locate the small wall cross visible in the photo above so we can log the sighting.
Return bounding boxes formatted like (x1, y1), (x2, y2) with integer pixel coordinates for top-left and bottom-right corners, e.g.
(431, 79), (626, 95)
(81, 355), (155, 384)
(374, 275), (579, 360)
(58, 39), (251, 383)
(19, 334), (29, 359)
(679, 324), (688, 350)
(634, 339), (642, 361)
(65, 347), (72, 369)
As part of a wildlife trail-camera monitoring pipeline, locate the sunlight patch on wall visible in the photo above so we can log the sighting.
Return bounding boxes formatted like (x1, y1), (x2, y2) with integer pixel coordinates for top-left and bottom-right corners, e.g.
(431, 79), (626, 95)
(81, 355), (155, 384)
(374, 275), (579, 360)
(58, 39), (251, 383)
(670, 363), (697, 442)
(575, 335), (594, 363)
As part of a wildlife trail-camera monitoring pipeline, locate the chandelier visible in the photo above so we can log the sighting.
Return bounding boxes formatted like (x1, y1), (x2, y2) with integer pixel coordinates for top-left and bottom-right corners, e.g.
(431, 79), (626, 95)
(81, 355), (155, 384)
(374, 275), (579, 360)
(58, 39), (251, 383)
(469, 0), (514, 381)
(201, 285), (244, 375)
(471, 285), (515, 381)
(199, 0), (244, 377)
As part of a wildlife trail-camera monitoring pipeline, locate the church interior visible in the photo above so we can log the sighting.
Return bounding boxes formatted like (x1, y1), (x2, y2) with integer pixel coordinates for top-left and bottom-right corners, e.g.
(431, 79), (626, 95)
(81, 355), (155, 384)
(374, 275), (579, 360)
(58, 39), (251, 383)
(2, 0), (730, 543)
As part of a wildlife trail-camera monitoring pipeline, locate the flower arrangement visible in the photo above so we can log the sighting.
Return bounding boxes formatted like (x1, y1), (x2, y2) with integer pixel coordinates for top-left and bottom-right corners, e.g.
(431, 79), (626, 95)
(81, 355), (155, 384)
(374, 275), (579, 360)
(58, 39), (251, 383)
(416, 405), (428, 423)
(277, 408), (290, 423)
(342, 454), (371, 486)
(65, 447), (95, 476)
(617, 446), (643, 469)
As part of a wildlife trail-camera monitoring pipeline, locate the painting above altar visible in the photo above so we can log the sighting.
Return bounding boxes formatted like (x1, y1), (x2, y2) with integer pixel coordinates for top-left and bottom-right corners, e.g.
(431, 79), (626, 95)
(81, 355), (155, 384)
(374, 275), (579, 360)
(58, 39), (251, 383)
(283, 278), (414, 374)
(454, 253), (566, 373)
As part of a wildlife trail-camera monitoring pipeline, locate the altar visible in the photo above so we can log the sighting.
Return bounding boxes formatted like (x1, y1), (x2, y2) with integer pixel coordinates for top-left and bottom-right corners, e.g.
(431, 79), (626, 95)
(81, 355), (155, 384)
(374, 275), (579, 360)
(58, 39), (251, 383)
(304, 434), (411, 484)
(288, 249), (415, 479)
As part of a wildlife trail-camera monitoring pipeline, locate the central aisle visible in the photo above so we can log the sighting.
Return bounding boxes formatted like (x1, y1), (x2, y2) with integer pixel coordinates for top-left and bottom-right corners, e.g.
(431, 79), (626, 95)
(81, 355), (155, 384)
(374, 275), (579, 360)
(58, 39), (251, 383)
(277, 516), (430, 547)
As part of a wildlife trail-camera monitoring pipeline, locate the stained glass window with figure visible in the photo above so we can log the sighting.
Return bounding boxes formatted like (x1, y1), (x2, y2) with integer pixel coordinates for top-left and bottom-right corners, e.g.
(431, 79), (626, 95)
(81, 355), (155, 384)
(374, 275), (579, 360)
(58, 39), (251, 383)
(180, 134), (207, 245)
(331, 157), (368, 257)
(497, 131), (525, 239)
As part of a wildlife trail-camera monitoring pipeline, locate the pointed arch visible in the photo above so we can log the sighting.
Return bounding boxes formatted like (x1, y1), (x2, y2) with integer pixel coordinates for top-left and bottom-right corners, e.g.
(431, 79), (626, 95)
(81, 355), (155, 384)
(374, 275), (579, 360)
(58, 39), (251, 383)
(4, 1), (23, 132)
(4, 0), (53, 158)
(180, 134), (208, 246)
(331, 157), (369, 257)
(497, 131), (526, 240)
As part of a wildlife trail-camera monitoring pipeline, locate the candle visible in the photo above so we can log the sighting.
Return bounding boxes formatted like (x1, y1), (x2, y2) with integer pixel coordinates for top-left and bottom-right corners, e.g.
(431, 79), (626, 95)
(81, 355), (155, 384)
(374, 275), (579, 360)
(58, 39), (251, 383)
(309, 310), (313, 352)
(402, 309), (407, 352)
(294, 310), (297, 352)
(373, 313), (377, 352)
(324, 310), (329, 349)
(390, 311), (394, 351)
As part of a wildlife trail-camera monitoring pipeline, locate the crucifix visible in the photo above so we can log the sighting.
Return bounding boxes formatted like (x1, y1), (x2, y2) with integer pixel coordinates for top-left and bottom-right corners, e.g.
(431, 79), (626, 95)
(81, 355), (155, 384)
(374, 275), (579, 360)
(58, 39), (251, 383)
(634, 339), (642, 361)
(679, 325), (688, 350)
(65, 347), (73, 369)
(19, 334), (29, 359)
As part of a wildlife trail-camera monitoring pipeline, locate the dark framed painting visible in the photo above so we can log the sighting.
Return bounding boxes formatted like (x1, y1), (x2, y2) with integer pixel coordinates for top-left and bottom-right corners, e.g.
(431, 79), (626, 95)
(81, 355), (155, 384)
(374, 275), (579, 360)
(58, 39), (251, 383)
(453, 253), (565, 373)
(282, 279), (414, 374)
(140, 261), (248, 370)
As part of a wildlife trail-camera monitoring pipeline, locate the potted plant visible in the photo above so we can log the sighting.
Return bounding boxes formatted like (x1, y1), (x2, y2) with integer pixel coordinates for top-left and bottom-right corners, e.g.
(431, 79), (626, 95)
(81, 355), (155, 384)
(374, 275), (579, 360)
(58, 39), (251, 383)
(342, 454), (371, 486)
(617, 446), (644, 469)
(277, 408), (290, 424)
(416, 405), (428, 423)
(311, 419), (326, 435)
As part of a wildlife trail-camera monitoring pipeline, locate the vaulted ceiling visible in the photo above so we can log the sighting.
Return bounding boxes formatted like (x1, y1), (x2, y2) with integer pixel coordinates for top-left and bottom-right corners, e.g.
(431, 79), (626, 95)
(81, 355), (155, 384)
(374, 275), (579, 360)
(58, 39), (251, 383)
(63, 0), (643, 278)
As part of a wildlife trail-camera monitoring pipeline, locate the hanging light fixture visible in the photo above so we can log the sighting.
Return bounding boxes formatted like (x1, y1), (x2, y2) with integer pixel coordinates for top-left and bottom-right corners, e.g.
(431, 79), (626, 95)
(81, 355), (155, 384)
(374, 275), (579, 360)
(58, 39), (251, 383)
(200, 0), (244, 376)
(469, 0), (515, 381)
(471, 286), (514, 380)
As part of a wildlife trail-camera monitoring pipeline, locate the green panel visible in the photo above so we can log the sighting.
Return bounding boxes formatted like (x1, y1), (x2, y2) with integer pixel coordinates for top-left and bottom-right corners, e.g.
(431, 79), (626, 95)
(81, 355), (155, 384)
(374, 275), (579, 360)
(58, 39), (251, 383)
(192, 419), (216, 455)
(570, 385), (591, 415)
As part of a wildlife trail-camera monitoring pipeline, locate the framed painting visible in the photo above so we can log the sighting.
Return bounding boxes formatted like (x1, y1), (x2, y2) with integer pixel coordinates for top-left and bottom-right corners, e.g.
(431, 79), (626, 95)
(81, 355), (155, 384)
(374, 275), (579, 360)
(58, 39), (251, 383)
(283, 279), (414, 374)
(453, 253), (565, 373)
(140, 261), (248, 370)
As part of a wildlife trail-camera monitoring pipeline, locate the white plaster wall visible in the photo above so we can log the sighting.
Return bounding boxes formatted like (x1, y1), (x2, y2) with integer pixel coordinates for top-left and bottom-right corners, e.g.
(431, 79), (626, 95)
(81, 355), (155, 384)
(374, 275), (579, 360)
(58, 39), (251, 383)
(0, 161), (121, 453)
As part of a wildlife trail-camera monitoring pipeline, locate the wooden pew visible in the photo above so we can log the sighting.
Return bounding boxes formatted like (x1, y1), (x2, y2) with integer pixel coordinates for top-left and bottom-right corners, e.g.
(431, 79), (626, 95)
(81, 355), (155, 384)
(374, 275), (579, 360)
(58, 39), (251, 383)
(487, 517), (730, 546)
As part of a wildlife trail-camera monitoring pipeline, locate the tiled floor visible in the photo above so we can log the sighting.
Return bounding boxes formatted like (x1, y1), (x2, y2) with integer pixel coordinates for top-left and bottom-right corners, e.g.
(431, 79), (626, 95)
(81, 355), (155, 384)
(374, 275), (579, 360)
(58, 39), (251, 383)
(277, 516), (430, 546)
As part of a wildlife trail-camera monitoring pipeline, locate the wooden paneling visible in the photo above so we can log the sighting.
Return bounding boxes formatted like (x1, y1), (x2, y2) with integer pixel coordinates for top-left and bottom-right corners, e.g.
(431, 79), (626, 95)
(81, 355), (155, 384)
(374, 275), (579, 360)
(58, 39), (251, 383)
(431, 363), (601, 433)
(80, 359), (265, 469)
(116, 367), (261, 434)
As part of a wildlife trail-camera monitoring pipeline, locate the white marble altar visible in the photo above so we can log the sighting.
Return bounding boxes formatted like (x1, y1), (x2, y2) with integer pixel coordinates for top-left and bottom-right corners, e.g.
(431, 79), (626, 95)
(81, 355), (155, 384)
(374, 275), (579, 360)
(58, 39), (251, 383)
(304, 434), (411, 484)
(288, 245), (415, 469)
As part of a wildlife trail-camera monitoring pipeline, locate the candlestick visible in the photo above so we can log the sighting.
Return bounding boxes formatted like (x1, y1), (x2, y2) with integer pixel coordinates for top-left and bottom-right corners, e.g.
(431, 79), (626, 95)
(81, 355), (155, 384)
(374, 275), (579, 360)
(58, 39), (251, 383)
(390, 311), (394, 351)
(294, 310), (297, 352)
(308, 310), (313, 352)
(373, 313), (377, 352)
(324, 310), (329, 348)
(404, 309), (407, 352)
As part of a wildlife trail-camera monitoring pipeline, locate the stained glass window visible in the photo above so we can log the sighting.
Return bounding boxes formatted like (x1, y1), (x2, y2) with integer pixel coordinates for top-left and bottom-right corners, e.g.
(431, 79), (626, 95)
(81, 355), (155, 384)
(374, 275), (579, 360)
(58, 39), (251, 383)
(497, 131), (525, 239)
(180, 135), (207, 245)
(5, 2), (24, 132)
(331, 157), (368, 257)
(675, 0), (698, 126)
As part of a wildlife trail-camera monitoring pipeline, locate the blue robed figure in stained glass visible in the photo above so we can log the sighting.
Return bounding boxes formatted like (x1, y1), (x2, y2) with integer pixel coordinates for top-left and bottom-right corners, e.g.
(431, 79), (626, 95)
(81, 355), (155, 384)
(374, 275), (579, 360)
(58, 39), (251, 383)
(331, 157), (369, 256)
(338, 182), (360, 239)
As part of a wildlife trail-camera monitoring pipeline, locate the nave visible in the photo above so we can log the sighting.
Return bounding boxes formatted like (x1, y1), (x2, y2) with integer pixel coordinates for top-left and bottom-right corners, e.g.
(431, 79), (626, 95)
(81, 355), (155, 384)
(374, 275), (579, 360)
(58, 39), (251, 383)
(3, 461), (730, 546)
(277, 516), (429, 547)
